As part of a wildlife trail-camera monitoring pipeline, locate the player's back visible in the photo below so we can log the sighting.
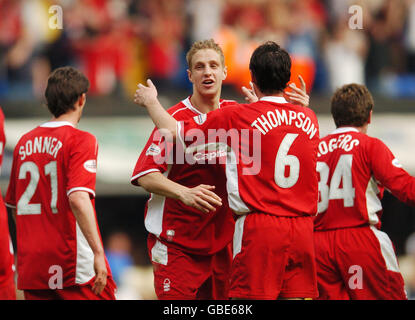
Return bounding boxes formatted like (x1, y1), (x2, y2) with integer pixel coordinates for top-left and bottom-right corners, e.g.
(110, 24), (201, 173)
(225, 97), (320, 217)
(315, 127), (385, 230)
(6, 121), (98, 289)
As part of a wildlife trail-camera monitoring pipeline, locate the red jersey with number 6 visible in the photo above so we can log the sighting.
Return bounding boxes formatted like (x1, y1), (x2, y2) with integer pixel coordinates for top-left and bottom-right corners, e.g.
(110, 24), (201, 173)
(314, 127), (415, 231)
(5, 121), (111, 290)
(131, 97), (236, 255)
(178, 96), (320, 217)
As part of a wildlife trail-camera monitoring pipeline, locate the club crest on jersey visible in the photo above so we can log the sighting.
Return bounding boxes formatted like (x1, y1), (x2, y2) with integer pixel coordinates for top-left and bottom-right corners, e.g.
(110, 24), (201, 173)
(83, 159), (97, 173)
(194, 114), (207, 125)
(146, 143), (161, 156)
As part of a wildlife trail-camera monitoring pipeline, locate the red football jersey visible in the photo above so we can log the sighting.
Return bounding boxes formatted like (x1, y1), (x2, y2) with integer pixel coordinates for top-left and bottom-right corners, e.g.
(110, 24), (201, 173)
(131, 97), (236, 255)
(5, 121), (111, 290)
(178, 96), (320, 217)
(314, 127), (415, 231)
(0, 107), (15, 289)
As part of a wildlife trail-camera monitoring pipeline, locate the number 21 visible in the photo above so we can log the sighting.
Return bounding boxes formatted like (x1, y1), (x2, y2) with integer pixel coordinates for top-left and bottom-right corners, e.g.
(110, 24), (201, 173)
(17, 161), (58, 215)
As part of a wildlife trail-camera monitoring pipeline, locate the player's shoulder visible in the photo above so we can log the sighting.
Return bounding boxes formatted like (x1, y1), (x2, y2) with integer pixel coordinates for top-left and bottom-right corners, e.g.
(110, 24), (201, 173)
(166, 97), (196, 120)
(219, 99), (238, 108)
(69, 127), (97, 144)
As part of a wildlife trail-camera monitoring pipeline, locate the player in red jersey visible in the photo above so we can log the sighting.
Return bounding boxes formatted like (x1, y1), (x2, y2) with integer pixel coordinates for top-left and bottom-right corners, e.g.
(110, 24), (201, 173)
(314, 83), (414, 300)
(5, 67), (116, 300)
(0, 107), (16, 300)
(131, 40), (236, 300)
(134, 41), (320, 300)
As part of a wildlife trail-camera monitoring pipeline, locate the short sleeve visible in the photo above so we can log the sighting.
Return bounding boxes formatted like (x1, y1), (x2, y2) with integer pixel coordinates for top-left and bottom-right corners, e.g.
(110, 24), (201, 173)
(66, 132), (98, 198)
(130, 127), (171, 186)
(368, 137), (415, 206)
(5, 146), (19, 208)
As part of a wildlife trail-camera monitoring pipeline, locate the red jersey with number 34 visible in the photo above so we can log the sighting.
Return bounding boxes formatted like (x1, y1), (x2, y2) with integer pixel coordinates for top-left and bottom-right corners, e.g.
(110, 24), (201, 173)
(178, 97), (320, 217)
(5, 121), (110, 290)
(314, 127), (415, 231)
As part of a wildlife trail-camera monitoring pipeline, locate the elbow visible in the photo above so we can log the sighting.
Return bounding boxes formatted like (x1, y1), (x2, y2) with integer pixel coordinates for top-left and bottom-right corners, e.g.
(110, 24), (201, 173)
(68, 191), (90, 210)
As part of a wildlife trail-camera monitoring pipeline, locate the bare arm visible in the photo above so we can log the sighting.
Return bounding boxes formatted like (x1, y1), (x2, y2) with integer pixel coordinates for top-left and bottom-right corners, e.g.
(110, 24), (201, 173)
(68, 191), (107, 295)
(138, 172), (222, 213)
(134, 80), (177, 139)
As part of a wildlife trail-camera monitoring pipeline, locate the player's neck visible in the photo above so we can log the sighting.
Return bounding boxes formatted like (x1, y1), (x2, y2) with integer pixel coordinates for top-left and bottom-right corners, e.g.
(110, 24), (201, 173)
(190, 92), (220, 113)
(256, 91), (284, 100)
(52, 112), (80, 127)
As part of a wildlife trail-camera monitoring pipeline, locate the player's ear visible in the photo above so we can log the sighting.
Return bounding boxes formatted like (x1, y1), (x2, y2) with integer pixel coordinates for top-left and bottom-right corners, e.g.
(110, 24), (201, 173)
(187, 69), (194, 84)
(222, 66), (227, 80)
(78, 93), (86, 109)
(367, 110), (372, 124)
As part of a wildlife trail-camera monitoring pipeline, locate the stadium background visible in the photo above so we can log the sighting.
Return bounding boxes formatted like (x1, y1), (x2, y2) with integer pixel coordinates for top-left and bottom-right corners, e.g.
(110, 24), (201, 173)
(1, 0), (415, 299)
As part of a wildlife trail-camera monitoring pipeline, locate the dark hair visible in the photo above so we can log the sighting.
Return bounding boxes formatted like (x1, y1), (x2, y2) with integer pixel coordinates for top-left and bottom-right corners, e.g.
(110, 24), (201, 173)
(249, 41), (291, 95)
(331, 83), (374, 128)
(45, 66), (90, 118)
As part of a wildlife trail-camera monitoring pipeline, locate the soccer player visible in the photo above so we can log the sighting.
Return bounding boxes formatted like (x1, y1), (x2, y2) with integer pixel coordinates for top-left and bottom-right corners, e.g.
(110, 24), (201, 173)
(130, 39), (236, 300)
(314, 83), (414, 300)
(5, 67), (116, 300)
(0, 107), (16, 300)
(134, 41), (320, 300)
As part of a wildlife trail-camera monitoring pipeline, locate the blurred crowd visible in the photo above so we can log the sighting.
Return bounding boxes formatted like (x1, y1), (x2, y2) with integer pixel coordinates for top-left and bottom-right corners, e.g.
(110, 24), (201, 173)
(1, 0), (415, 100)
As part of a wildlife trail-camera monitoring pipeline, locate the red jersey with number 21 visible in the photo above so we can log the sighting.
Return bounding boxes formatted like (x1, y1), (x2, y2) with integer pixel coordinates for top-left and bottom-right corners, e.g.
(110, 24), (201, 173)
(5, 121), (111, 290)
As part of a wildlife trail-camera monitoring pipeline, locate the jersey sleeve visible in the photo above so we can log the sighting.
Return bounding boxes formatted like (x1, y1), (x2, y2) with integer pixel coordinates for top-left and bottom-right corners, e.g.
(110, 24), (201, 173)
(5, 144), (20, 209)
(130, 127), (171, 186)
(177, 108), (231, 150)
(368, 137), (415, 206)
(66, 132), (98, 198)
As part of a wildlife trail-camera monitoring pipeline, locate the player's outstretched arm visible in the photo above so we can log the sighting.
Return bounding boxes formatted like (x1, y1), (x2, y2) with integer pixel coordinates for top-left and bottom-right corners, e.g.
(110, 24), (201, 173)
(138, 172), (222, 213)
(134, 79), (177, 139)
(68, 191), (107, 295)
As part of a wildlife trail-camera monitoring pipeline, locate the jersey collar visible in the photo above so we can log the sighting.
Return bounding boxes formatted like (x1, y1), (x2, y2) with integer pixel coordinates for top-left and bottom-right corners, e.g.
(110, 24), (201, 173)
(182, 96), (223, 115)
(331, 127), (360, 134)
(40, 121), (75, 128)
(259, 96), (288, 104)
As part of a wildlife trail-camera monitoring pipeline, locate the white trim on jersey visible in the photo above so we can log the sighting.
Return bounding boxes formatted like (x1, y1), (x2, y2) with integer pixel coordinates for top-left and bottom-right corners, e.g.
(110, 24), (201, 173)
(151, 240), (168, 265)
(40, 121), (75, 128)
(176, 121), (186, 151)
(226, 148), (250, 214)
(181, 97), (204, 115)
(75, 222), (95, 284)
(5, 202), (16, 209)
(171, 106), (189, 117)
(259, 96), (289, 104)
(233, 215), (247, 259)
(370, 226), (401, 273)
(144, 168), (171, 237)
(131, 168), (161, 183)
(330, 127), (359, 135)
(67, 187), (96, 198)
(366, 176), (382, 225)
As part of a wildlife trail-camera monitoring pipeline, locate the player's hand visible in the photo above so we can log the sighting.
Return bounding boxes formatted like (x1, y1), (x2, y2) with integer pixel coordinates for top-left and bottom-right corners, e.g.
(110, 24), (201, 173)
(92, 252), (108, 295)
(284, 75), (309, 107)
(179, 184), (222, 213)
(241, 82), (258, 103)
(134, 79), (158, 107)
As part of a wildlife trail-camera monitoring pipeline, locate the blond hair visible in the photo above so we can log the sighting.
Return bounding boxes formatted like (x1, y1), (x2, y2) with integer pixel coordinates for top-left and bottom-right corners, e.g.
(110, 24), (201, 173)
(186, 39), (225, 70)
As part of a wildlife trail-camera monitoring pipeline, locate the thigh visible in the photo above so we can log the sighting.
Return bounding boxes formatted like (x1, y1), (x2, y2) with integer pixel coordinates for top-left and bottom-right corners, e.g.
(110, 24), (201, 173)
(148, 235), (210, 300)
(337, 226), (407, 300)
(313, 231), (350, 300)
(204, 243), (232, 300)
(279, 216), (318, 299)
(229, 214), (291, 300)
